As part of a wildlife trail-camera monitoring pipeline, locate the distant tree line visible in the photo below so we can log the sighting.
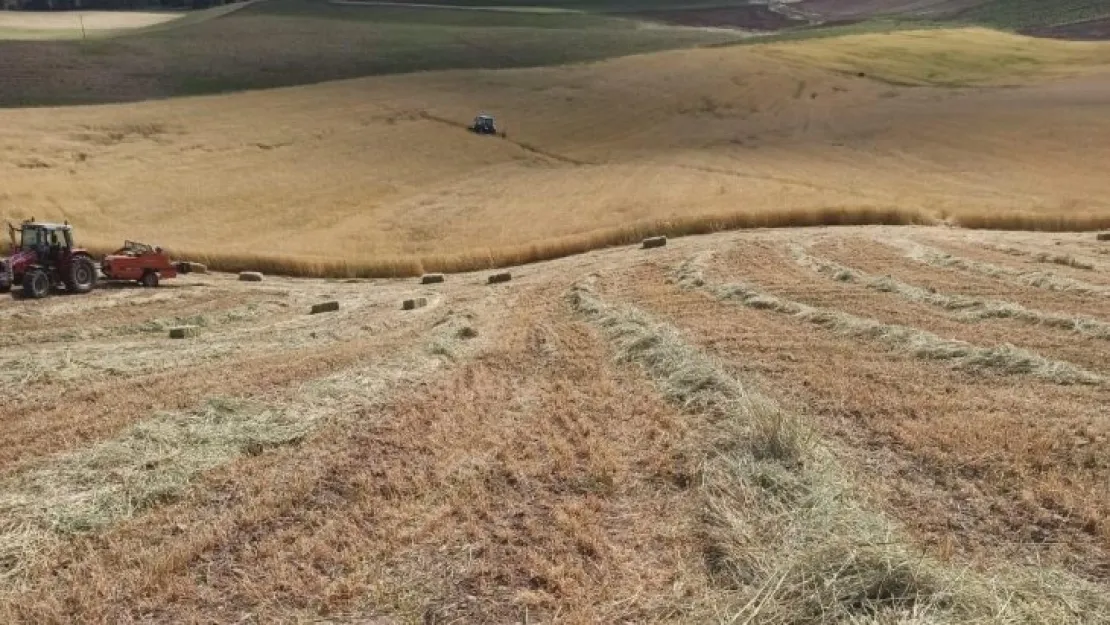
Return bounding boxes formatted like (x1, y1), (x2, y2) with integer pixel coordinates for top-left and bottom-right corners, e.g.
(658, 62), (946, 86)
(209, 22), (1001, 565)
(3, 0), (239, 10)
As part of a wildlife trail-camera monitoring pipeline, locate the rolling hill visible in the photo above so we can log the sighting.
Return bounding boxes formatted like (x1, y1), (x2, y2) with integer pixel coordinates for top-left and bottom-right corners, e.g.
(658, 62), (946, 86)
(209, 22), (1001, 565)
(3, 1), (1110, 623)
(1, 22), (1109, 276)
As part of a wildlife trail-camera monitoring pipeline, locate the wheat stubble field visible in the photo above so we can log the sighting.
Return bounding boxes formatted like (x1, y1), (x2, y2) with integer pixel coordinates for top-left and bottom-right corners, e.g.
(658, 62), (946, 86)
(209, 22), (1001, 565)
(4, 0), (1110, 622)
(1, 227), (1110, 622)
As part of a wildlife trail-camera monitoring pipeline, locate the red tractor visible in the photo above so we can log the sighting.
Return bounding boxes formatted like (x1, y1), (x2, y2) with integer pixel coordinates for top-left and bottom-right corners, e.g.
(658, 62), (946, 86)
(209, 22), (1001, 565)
(1, 219), (98, 299)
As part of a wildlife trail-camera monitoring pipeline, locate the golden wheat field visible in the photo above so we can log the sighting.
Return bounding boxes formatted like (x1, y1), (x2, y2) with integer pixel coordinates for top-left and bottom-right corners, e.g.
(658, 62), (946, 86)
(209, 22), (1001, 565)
(2, 28), (1110, 275)
(4, 2), (1110, 621)
(2, 225), (1110, 622)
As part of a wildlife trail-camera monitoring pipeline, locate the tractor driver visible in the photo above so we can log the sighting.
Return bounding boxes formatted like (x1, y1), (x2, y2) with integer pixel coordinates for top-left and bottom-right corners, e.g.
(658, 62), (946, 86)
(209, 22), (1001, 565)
(47, 230), (64, 262)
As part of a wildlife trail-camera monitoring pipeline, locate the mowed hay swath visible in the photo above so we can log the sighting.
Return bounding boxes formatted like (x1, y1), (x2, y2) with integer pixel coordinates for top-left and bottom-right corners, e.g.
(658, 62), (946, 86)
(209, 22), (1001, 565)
(674, 253), (1104, 385)
(568, 275), (1110, 623)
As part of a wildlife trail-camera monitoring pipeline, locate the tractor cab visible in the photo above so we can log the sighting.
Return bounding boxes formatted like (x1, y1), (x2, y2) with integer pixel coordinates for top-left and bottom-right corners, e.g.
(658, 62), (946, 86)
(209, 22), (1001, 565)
(469, 114), (499, 135)
(10, 220), (73, 255)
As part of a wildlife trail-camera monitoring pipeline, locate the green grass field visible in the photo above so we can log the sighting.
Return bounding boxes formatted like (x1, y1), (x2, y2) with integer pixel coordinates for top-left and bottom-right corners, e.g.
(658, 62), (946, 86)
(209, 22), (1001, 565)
(955, 0), (1110, 29)
(0, 0), (746, 107)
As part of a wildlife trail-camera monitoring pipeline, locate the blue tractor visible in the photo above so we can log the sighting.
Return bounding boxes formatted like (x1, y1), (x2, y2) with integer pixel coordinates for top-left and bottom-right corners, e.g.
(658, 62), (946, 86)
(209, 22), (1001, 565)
(469, 114), (505, 137)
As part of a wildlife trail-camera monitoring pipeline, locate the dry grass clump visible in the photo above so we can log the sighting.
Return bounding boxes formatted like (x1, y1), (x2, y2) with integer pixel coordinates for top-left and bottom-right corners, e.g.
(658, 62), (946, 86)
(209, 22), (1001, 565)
(951, 211), (1110, 232)
(791, 245), (1110, 339)
(568, 276), (1110, 623)
(676, 254), (1103, 385)
(896, 240), (1110, 297)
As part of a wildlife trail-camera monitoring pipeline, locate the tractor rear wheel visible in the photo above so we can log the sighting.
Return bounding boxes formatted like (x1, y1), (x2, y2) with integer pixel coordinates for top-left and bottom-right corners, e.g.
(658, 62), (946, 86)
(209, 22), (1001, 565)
(65, 257), (98, 294)
(22, 269), (51, 299)
(141, 271), (159, 288)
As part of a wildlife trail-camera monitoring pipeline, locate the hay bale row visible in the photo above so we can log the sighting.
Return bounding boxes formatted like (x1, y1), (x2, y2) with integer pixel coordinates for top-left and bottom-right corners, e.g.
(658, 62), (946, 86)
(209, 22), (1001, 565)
(239, 271), (264, 282)
(169, 326), (200, 339)
(421, 273), (445, 284)
(488, 272), (512, 284)
(642, 236), (667, 249)
(311, 301), (340, 315)
(403, 297), (428, 310)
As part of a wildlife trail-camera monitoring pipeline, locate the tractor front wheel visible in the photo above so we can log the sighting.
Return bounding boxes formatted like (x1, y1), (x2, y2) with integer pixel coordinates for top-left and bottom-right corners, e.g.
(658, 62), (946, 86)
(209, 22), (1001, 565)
(22, 269), (51, 299)
(141, 271), (160, 288)
(65, 257), (98, 294)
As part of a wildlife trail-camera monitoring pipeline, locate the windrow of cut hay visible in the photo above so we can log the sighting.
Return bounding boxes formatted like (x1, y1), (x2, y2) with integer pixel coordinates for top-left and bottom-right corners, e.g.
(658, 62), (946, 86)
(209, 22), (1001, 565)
(0, 309), (482, 588)
(893, 239), (1110, 297)
(675, 253), (1103, 385)
(567, 275), (1110, 624)
(979, 242), (1100, 271)
(790, 244), (1110, 339)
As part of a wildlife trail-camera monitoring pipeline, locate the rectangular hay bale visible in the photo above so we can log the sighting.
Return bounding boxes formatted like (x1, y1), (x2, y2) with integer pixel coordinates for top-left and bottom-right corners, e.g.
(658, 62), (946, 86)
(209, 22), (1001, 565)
(1098, 232), (1110, 241)
(402, 297), (428, 310)
(642, 236), (667, 249)
(311, 301), (340, 314)
(488, 272), (512, 284)
(421, 273), (445, 284)
(169, 326), (199, 339)
(239, 271), (264, 282)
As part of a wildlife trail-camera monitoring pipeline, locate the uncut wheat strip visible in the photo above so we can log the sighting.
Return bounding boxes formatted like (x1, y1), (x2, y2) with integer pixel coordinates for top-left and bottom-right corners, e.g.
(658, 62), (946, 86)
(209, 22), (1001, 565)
(890, 239), (1110, 298)
(674, 254), (1102, 386)
(789, 245), (1110, 340)
(0, 311), (482, 587)
(567, 276), (1110, 624)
